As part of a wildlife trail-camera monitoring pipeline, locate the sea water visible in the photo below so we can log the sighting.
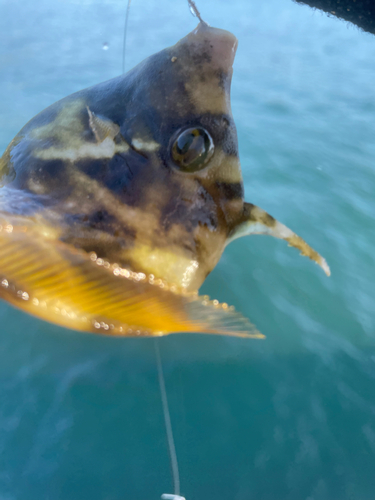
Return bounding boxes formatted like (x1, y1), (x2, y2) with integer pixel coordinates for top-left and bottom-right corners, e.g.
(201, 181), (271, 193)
(0, 0), (374, 499)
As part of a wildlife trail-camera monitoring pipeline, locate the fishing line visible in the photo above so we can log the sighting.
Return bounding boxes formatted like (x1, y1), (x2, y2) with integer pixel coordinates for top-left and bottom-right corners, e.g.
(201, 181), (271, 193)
(122, 0), (132, 73)
(154, 339), (185, 500)
(122, 1), (186, 497)
(187, 0), (207, 25)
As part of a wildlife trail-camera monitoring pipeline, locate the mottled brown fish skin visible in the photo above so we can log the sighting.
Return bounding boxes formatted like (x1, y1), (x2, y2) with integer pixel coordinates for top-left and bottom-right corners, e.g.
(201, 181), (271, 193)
(0, 23), (243, 291)
(0, 21), (330, 337)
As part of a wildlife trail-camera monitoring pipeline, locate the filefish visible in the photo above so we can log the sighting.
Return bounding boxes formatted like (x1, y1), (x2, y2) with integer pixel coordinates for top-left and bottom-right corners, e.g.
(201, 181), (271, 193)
(0, 20), (330, 339)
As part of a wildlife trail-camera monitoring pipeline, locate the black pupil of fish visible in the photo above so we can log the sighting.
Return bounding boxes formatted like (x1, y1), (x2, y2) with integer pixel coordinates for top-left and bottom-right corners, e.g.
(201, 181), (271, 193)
(172, 127), (214, 172)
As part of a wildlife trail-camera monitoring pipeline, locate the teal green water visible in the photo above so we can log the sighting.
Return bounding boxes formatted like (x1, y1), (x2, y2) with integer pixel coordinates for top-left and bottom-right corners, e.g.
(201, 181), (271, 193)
(1, 0), (375, 499)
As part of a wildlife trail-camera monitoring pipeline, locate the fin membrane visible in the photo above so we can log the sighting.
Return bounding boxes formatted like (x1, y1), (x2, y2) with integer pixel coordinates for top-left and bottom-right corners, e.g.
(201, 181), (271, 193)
(0, 212), (262, 339)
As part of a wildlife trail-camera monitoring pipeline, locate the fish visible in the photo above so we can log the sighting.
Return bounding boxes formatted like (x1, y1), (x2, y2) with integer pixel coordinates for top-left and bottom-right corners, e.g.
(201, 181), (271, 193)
(0, 18), (330, 339)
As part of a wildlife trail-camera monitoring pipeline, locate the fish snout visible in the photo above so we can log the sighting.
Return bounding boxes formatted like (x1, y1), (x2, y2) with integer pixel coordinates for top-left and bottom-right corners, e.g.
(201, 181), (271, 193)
(188, 22), (238, 74)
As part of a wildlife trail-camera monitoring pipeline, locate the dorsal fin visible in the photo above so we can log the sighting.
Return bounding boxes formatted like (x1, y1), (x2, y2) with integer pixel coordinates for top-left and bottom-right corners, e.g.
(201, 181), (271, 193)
(87, 107), (120, 143)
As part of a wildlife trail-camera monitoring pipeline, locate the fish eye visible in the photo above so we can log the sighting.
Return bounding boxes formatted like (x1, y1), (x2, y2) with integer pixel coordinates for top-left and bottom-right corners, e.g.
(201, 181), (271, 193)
(171, 127), (214, 172)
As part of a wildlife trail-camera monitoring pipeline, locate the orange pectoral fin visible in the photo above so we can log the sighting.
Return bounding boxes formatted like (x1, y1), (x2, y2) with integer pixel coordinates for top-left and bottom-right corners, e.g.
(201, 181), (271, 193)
(0, 213), (263, 339)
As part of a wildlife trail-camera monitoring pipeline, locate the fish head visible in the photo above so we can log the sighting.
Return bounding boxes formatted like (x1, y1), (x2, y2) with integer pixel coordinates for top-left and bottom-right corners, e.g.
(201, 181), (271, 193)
(0, 22), (245, 292)
(108, 22), (244, 290)
(0, 21), (329, 338)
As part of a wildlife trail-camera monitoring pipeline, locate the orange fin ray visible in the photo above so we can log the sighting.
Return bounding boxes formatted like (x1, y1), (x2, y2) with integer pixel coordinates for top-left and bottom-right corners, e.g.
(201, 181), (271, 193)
(0, 213), (262, 339)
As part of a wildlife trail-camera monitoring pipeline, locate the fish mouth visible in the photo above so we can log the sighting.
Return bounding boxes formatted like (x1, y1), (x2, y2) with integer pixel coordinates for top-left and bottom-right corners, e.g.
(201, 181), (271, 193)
(186, 21), (238, 73)
(174, 22), (238, 88)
